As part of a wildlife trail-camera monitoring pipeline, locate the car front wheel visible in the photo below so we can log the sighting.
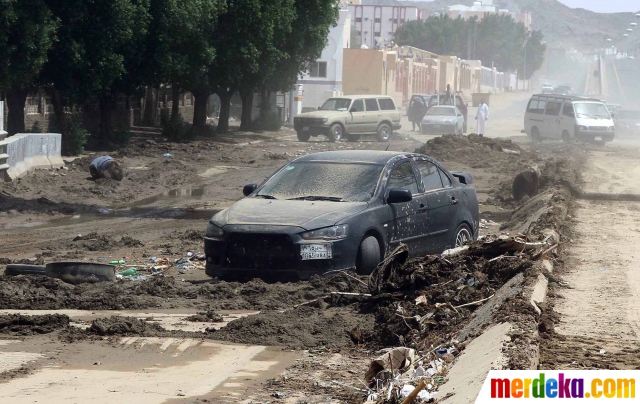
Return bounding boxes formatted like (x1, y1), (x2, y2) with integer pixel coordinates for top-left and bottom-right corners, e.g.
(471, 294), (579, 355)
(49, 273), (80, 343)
(451, 223), (473, 248)
(356, 236), (381, 275)
(297, 132), (311, 142)
(376, 123), (391, 142)
(328, 124), (343, 142)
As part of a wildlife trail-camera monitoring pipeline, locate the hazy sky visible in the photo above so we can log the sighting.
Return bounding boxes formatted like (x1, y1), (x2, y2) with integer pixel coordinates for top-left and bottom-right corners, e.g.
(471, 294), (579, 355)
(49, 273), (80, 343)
(557, 0), (638, 13)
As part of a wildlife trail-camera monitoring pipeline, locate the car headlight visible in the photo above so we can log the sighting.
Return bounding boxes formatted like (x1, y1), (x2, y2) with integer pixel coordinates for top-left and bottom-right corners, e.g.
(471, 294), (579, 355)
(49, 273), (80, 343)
(301, 224), (348, 241)
(206, 222), (224, 238)
(608, 126), (615, 131)
(322, 118), (328, 123)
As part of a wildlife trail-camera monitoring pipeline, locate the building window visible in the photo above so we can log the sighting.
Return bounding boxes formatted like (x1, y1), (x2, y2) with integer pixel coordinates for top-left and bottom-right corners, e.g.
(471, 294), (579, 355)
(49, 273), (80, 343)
(400, 19), (405, 23)
(374, 31), (381, 37)
(309, 61), (327, 78)
(355, 17), (362, 22)
(375, 18), (381, 23)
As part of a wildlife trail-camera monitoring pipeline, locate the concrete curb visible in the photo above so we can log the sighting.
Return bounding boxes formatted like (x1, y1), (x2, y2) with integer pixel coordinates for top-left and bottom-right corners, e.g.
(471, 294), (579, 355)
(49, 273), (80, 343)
(0, 133), (63, 182)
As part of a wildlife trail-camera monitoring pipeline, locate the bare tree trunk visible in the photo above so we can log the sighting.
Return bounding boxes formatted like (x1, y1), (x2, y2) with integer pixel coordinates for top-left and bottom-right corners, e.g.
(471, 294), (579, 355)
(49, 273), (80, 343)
(192, 90), (209, 130)
(216, 89), (233, 134)
(239, 90), (254, 131)
(99, 96), (114, 140)
(6, 86), (28, 135)
(142, 86), (157, 126)
(171, 82), (181, 123)
(49, 89), (69, 154)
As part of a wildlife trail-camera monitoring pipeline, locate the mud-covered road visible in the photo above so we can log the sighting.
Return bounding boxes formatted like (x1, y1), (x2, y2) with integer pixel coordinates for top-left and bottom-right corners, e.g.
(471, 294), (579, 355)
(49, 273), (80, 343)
(0, 90), (599, 403)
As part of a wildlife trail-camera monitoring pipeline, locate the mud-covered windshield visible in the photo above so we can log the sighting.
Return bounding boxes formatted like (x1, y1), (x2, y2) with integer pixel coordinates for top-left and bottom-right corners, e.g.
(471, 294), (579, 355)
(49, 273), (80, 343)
(319, 98), (351, 111)
(426, 106), (456, 116)
(257, 162), (383, 202)
(574, 103), (611, 119)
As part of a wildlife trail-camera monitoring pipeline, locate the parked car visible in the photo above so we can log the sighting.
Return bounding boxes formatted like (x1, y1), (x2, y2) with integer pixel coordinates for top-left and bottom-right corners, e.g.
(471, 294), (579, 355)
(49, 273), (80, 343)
(421, 106), (465, 135)
(293, 95), (401, 142)
(614, 109), (640, 136)
(428, 93), (468, 133)
(204, 150), (479, 281)
(524, 94), (615, 144)
(541, 84), (554, 93)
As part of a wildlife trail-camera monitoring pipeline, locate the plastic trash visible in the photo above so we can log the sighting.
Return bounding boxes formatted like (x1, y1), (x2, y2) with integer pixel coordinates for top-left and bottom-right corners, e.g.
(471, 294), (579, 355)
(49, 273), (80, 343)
(109, 260), (126, 265)
(187, 252), (194, 258)
(596, 267), (607, 271)
(163, 153), (172, 158)
(118, 268), (138, 277)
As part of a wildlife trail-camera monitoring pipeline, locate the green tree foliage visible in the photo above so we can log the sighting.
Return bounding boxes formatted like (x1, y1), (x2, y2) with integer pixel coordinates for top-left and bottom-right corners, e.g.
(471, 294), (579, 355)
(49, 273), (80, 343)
(0, 0), (56, 135)
(395, 14), (546, 78)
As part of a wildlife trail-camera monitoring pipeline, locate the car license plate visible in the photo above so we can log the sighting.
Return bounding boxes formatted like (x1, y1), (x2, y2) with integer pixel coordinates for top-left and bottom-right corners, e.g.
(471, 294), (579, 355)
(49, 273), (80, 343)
(595, 136), (603, 141)
(303, 126), (310, 131)
(300, 244), (332, 260)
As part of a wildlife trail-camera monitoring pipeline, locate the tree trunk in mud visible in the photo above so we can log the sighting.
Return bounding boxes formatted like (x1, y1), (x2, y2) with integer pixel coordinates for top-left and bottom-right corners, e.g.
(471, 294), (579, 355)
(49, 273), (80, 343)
(259, 88), (272, 123)
(216, 89), (232, 134)
(49, 89), (69, 154)
(99, 96), (114, 141)
(239, 91), (254, 131)
(192, 90), (209, 130)
(142, 86), (157, 126)
(6, 86), (28, 135)
(171, 83), (181, 123)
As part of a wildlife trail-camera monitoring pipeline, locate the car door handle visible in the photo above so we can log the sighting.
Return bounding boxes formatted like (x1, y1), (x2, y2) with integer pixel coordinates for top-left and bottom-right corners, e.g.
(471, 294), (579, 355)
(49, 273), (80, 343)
(449, 196), (458, 205)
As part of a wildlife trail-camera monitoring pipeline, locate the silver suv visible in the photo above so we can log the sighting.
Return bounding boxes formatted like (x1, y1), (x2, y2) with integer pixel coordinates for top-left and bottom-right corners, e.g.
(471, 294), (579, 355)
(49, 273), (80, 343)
(294, 95), (402, 142)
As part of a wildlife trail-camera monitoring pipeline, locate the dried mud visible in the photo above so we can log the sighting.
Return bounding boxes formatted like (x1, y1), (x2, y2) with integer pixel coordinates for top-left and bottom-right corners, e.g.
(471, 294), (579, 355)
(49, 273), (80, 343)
(0, 314), (70, 335)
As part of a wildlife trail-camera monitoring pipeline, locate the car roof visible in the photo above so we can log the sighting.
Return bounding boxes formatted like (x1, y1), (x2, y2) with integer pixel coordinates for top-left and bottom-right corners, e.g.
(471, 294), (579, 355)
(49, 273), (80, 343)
(294, 150), (411, 165)
(531, 94), (603, 103)
(430, 105), (457, 109)
(338, 95), (393, 99)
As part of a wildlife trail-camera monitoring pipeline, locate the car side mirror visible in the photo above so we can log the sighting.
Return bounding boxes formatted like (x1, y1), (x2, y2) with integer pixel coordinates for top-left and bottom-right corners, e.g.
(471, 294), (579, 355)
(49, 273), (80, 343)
(243, 184), (257, 196)
(387, 189), (413, 204)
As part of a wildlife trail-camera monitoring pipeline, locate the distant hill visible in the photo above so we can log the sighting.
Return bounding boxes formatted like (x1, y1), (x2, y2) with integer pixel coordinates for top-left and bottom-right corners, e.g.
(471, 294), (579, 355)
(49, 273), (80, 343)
(364, 0), (639, 50)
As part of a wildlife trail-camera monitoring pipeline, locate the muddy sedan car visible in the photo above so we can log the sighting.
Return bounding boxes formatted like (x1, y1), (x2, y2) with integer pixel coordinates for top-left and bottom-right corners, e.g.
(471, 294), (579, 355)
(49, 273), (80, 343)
(421, 106), (465, 135)
(204, 151), (479, 280)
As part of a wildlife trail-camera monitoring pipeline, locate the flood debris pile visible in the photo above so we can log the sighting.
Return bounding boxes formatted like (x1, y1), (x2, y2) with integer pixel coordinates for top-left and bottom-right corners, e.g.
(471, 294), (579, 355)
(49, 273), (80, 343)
(359, 233), (558, 403)
(185, 310), (223, 322)
(415, 134), (531, 168)
(87, 316), (166, 336)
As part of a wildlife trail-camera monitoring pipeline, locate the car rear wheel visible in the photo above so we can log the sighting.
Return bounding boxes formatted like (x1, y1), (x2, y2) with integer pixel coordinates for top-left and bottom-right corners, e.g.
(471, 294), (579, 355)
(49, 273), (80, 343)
(531, 127), (542, 145)
(356, 236), (381, 275)
(297, 132), (310, 142)
(451, 223), (473, 248)
(376, 123), (391, 142)
(346, 133), (361, 142)
(328, 124), (343, 142)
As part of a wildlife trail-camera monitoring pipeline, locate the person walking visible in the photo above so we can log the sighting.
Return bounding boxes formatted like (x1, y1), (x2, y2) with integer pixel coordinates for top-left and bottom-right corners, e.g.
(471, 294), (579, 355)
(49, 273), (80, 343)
(475, 99), (489, 136)
(409, 97), (427, 131)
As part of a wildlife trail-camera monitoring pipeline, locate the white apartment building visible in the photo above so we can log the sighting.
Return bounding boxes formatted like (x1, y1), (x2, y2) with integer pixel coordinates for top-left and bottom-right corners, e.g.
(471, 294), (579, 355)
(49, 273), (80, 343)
(347, 3), (422, 49)
(296, 8), (351, 111)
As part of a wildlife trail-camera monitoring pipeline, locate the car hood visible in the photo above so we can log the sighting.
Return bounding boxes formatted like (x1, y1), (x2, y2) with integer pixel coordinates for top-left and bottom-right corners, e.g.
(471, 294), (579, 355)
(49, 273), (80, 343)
(212, 198), (369, 230)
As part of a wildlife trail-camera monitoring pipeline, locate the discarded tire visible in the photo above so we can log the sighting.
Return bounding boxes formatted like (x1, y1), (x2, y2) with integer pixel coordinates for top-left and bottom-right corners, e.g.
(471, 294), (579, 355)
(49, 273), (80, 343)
(512, 169), (540, 201)
(45, 262), (116, 285)
(4, 264), (47, 277)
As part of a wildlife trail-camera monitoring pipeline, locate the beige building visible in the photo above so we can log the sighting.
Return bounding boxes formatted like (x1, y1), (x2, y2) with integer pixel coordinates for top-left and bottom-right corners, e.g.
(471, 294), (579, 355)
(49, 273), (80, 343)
(342, 46), (481, 106)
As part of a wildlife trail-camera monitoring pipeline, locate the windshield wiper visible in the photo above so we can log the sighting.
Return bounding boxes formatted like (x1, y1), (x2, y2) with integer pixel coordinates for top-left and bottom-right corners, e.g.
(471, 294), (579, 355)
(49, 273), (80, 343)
(288, 196), (345, 202)
(255, 194), (278, 200)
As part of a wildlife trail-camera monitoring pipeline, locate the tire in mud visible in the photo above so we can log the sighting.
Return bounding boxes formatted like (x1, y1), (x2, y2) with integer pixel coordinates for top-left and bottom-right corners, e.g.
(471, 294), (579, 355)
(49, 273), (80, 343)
(4, 264), (47, 277)
(297, 132), (311, 142)
(450, 223), (473, 248)
(356, 236), (381, 275)
(45, 262), (116, 285)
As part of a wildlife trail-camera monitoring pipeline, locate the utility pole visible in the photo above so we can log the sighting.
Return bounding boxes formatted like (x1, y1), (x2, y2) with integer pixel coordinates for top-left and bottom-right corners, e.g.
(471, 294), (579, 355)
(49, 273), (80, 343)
(523, 37), (528, 91)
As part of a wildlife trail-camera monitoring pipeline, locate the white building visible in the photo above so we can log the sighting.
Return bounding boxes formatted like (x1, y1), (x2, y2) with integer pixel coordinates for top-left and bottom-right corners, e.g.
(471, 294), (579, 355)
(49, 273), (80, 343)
(447, 0), (532, 30)
(347, 3), (422, 49)
(297, 8), (351, 111)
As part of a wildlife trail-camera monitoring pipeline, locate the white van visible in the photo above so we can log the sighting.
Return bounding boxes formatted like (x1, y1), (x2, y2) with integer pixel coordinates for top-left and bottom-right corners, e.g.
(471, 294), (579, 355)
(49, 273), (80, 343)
(524, 95), (615, 143)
